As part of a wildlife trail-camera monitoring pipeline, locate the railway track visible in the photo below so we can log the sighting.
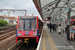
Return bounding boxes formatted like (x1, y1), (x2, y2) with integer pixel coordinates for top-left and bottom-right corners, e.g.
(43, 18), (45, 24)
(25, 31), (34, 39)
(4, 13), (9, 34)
(0, 30), (16, 41)
(18, 42), (37, 50)
(8, 40), (37, 50)
(15, 41), (37, 50)
(0, 28), (16, 35)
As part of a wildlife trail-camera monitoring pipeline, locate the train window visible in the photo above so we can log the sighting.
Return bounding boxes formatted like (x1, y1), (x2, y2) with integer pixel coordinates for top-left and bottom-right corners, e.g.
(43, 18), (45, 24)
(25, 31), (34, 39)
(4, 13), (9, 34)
(18, 20), (24, 31)
(38, 20), (41, 30)
(25, 20), (30, 31)
(38, 20), (40, 30)
(31, 20), (36, 31)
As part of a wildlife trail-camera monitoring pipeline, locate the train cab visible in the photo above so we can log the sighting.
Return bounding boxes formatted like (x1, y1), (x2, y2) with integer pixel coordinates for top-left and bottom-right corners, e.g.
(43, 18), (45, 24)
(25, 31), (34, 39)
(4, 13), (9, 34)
(16, 16), (43, 43)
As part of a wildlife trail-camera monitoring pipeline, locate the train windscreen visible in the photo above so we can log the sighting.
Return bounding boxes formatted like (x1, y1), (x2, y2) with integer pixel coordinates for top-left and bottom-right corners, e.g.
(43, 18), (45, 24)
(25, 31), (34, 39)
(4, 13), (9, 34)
(18, 17), (36, 31)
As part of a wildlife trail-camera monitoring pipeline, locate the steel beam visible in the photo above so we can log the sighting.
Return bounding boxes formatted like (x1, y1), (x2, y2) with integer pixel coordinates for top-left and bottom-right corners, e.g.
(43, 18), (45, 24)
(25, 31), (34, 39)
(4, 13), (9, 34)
(33, 0), (43, 19)
(0, 9), (26, 16)
(61, 14), (66, 18)
(71, 9), (75, 13)
(42, 0), (60, 10)
(38, 0), (43, 19)
(0, 9), (26, 11)
(49, 0), (60, 16)
(55, 14), (66, 19)
(42, 7), (66, 14)
(48, 10), (66, 17)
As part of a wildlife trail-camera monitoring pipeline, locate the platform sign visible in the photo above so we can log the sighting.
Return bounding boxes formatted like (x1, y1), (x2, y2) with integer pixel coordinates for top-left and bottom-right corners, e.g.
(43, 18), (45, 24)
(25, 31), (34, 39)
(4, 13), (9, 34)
(63, 18), (65, 21)
(65, 8), (69, 12)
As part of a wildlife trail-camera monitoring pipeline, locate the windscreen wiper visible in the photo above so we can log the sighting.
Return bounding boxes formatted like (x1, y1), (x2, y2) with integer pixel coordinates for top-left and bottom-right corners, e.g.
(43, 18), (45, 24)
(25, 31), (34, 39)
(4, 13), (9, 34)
(18, 25), (21, 31)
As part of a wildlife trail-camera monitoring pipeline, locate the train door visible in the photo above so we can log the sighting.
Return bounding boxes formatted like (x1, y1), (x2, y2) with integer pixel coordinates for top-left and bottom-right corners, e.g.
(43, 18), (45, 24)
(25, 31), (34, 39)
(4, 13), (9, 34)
(24, 20), (31, 31)
(31, 20), (36, 31)
(24, 20), (36, 31)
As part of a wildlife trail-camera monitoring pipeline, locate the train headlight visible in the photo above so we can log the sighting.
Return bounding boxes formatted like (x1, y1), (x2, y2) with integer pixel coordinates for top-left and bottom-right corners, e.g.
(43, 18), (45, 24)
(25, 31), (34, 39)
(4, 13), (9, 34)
(18, 33), (21, 36)
(33, 33), (37, 36)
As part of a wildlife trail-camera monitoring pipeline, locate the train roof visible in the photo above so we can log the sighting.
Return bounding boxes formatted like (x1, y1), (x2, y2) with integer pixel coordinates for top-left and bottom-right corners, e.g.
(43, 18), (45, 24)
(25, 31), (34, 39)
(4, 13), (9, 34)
(18, 15), (38, 17)
(18, 15), (44, 23)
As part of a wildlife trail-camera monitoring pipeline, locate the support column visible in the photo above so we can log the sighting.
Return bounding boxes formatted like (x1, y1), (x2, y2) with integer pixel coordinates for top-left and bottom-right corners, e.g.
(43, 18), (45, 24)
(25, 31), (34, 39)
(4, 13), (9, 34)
(50, 17), (52, 29)
(54, 15), (56, 31)
(25, 10), (26, 16)
(51, 17), (53, 31)
(67, 0), (71, 40)
(7, 10), (11, 17)
(59, 9), (61, 25)
(55, 17), (57, 31)
(53, 15), (55, 31)
(67, 8), (71, 40)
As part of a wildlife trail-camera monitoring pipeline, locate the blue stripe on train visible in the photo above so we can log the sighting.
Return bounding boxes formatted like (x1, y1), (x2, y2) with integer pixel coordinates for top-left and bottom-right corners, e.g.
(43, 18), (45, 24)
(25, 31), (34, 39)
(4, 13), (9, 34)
(37, 30), (39, 37)
(16, 30), (18, 37)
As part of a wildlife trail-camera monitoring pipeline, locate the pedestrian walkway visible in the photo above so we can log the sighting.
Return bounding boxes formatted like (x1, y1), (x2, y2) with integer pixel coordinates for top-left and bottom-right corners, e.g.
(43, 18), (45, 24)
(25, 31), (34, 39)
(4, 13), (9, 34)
(39, 26), (75, 50)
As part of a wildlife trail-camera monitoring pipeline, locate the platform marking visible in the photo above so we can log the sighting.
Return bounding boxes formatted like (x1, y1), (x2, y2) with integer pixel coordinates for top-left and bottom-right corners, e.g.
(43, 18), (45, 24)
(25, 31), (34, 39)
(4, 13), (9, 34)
(46, 27), (58, 50)
(55, 33), (74, 50)
(43, 30), (45, 50)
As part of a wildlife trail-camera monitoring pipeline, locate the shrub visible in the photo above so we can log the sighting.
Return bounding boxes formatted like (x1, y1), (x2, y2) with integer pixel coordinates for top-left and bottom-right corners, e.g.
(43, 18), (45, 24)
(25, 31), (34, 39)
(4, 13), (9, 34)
(0, 19), (8, 27)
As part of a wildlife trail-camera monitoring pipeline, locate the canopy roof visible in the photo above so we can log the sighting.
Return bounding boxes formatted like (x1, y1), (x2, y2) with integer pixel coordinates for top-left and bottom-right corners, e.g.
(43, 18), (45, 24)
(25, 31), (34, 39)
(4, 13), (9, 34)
(33, 0), (75, 20)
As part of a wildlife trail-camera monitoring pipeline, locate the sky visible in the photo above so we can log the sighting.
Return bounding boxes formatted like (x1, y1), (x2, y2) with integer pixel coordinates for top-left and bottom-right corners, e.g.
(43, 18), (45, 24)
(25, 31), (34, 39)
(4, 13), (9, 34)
(0, 0), (42, 19)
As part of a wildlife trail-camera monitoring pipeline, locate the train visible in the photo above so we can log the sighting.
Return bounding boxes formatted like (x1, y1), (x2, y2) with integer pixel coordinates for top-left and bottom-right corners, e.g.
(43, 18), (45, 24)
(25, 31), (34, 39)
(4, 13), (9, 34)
(65, 16), (75, 22)
(16, 16), (43, 43)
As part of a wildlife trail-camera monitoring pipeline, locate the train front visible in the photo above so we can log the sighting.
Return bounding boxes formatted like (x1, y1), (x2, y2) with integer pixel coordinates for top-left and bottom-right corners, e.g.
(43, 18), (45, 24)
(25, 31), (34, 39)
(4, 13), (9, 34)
(16, 16), (39, 43)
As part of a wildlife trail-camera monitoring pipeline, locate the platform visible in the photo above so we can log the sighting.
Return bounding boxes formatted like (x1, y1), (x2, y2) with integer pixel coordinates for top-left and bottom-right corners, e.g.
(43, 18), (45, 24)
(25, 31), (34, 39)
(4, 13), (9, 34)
(39, 26), (75, 50)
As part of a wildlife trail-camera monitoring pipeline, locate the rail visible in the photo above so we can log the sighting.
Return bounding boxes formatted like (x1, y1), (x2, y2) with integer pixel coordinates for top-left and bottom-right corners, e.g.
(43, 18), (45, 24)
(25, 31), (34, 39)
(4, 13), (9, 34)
(8, 40), (23, 50)
(0, 30), (16, 41)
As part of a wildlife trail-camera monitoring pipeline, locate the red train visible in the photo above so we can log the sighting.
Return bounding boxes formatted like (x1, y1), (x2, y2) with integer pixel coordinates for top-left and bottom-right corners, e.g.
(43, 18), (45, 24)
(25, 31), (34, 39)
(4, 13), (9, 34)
(65, 16), (75, 22)
(16, 16), (43, 43)
(65, 19), (75, 22)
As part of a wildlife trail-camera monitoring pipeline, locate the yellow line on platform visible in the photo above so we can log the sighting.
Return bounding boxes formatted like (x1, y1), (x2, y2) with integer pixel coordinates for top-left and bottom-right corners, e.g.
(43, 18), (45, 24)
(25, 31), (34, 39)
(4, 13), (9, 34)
(46, 28), (58, 50)
(43, 30), (45, 50)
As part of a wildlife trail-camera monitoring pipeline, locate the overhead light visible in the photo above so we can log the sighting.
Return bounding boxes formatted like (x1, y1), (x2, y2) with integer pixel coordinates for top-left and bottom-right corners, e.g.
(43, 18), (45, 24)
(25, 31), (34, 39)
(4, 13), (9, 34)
(53, 7), (54, 9)
(65, 2), (68, 5)
(48, 9), (50, 11)
(49, 5), (51, 7)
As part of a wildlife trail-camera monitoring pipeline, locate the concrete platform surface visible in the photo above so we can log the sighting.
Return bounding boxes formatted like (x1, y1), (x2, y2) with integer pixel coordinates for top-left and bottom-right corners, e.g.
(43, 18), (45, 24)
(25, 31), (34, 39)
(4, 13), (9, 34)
(39, 26), (75, 50)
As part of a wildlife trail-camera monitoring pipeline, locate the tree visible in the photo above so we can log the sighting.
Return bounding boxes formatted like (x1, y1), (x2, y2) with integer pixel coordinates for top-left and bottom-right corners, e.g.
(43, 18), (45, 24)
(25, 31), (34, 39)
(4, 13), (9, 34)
(0, 19), (8, 27)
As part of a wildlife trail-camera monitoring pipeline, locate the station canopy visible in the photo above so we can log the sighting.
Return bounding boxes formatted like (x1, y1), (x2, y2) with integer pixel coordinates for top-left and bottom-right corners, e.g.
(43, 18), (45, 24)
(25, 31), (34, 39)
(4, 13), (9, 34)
(33, 0), (75, 20)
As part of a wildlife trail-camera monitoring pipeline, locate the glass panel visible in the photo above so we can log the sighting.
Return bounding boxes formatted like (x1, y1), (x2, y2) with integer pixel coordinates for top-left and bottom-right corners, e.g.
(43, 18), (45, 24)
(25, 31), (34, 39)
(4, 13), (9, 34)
(25, 20), (30, 31)
(31, 20), (36, 31)
(18, 19), (36, 31)
(18, 20), (24, 31)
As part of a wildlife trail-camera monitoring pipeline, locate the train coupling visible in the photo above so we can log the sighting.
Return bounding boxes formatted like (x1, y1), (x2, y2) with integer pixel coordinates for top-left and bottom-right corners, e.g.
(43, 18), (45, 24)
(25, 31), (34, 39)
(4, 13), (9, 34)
(24, 38), (29, 45)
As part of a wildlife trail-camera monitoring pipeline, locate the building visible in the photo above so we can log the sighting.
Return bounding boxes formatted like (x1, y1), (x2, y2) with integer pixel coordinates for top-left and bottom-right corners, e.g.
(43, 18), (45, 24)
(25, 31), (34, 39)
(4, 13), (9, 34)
(0, 16), (17, 25)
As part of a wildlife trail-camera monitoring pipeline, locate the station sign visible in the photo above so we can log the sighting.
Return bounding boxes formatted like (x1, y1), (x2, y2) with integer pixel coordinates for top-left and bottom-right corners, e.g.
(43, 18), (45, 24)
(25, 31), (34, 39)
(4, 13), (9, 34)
(65, 8), (69, 12)
(63, 18), (65, 21)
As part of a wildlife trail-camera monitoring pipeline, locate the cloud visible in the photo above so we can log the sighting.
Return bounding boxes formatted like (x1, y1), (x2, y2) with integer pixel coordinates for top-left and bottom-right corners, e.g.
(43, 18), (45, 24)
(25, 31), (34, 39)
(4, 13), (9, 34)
(0, 0), (42, 19)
